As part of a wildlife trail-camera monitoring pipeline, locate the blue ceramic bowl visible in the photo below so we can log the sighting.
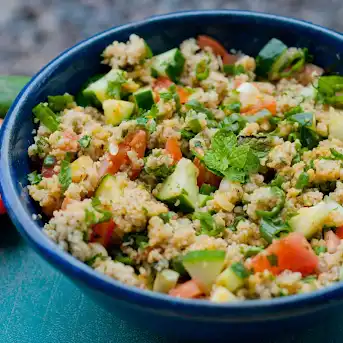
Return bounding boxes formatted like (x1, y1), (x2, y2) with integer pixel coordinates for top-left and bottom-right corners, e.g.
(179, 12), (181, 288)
(1, 10), (343, 341)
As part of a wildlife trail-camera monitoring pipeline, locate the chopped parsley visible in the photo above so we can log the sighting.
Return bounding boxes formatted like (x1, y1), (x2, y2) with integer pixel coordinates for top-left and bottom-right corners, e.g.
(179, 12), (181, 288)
(267, 253), (278, 267)
(59, 152), (72, 192)
(231, 262), (250, 279)
(27, 171), (42, 185)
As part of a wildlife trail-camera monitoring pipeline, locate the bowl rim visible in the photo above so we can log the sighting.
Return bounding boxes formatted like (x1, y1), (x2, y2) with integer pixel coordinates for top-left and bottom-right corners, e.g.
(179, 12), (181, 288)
(1, 9), (343, 317)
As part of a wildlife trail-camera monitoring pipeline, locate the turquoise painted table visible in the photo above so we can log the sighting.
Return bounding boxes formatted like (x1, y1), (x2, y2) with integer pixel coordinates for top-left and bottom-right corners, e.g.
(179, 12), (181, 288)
(1, 217), (343, 343)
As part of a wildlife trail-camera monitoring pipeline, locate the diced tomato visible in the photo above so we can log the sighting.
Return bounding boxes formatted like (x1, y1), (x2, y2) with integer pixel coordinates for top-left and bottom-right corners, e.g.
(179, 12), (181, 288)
(243, 98), (277, 116)
(41, 165), (58, 178)
(249, 232), (318, 276)
(169, 280), (203, 299)
(153, 77), (189, 104)
(0, 196), (6, 215)
(153, 76), (174, 90)
(177, 87), (190, 104)
(193, 157), (221, 187)
(296, 63), (324, 85)
(197, 35), (238, 65)
(90, 219), (115, 248)
(61, 197), (72, 211)
(166, 137), (182, 163)
(104, 130), (147, 180)
(335, 226), (343, 239)
(325, 230), (341, 253)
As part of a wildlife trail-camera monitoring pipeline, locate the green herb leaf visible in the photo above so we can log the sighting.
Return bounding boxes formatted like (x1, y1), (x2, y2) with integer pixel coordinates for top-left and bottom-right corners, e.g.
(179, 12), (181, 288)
(181, 129), (196, 140)
(243, 246), (264, 258)
(33, 103), (59, 132)
(270, 174), (285, 188)
(27, 171), (42, 185)
(219, 113), (246, 134)
(59, 152), (72, 192)
(115, 253), (134, 266)
(317, 76), (343, 108)
(78, 135), (92, 148)
(259, 218), (291, 244)
(48, 94), (74, 112)
(193, 212), (224, 237)
(313, 246), (326, 255)
(223, 64), (245, 76)
(302, 275), (317, 283)
(267, 253), (278, 267)
(231, 262), (250, 279)
(295, 172), (309, 189)
(299, 126), (320, 150)
(284, 106), (303, 117)
(223, 167), (247, 183)
(85, 253), (106, 266)
(185, 100), (214, 120)
(330, 148), (343, 160)
(199, 183), (217, 195)
(159, 211), (175, 223)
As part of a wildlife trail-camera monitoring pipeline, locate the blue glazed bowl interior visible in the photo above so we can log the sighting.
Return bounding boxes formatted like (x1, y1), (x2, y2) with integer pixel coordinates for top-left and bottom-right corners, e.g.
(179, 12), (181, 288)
(1, 10), (343, 326)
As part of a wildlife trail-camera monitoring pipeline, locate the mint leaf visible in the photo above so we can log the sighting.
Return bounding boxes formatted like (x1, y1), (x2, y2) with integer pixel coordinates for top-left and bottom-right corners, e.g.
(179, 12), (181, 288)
(223, 167), (247, 183)
(212, 130), (237, 156)
(228, 145), (260, 173)
(238, 137), (272, 159)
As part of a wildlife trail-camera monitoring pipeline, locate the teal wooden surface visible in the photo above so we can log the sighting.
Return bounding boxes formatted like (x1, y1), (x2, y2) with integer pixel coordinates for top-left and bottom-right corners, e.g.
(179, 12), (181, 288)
(1, 218), (343, 343)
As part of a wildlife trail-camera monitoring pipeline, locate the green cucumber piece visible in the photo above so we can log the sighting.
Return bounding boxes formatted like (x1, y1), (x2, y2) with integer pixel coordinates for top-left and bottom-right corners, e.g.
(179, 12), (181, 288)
(156, 158), (199, 213)
(210, 286), (237, 303)
(151, 48), (185, 82)
(133, 87), (155, 110)
(83, 69), (126, 106)
(198, 194), (213, 207)
(153, 269), (179, 293)
(0, 75), (30, 118)
(103, 99), (135, 126)
(185, 112), (207, 134)
(182, 250), (226, 293)
(289, 200), (339, 238)
(216, 264), (246, 292)
(255, 38), (287, 79)
(95, 174), (123, 201)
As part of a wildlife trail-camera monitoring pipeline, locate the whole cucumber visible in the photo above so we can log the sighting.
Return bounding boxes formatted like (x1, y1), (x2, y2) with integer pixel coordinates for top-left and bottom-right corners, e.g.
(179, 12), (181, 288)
(0, 75), (30, 118)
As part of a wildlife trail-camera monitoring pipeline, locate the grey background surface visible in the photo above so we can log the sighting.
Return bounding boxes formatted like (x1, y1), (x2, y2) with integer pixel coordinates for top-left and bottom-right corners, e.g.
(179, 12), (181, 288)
(0, 0), (342, 75)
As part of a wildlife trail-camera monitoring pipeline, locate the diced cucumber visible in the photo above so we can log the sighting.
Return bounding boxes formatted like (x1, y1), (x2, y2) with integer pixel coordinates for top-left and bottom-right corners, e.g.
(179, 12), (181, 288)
(329, 110), (343, 141)
(255, 38), (287, 79)
(182, 250), (226, 294)
(83, 69), (126, 105)
(185, 112), (207, 134)
(245, 109), (272, 123)
(198, 194), (213, 207)
(103, 99), (135, 126)
(70, 156), (93, 183)
(133, 87), (155, 110)
(156, 158), (199, 213)
(216, 266), (245, 292)
(95, 174), (123, 202)
(153, 269), (179, 293)
(210, 286), (237, 303)
(289, 200), (340, 238)
(151, 48), (185, 82)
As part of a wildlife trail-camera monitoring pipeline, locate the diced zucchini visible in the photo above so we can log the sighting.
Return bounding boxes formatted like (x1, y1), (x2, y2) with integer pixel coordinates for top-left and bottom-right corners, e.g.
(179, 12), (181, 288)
(133, 87), (155, 110)
(210, 286), (237, 303)
(153, 269), (179, 293)
(156, 158), (199, 212)
(182, 250), (226, 294)
(216, 266), (244, 292)
(70, 156), (93, 183)
(83, 69), (126, 105)
(151, 48), (185, 82)
(95, 174), (123, 202)
(289, 200), (340, 238)
(255, 38), (287, 79)
(103, 99), (135, 126)
(329, 110), (343, 141)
